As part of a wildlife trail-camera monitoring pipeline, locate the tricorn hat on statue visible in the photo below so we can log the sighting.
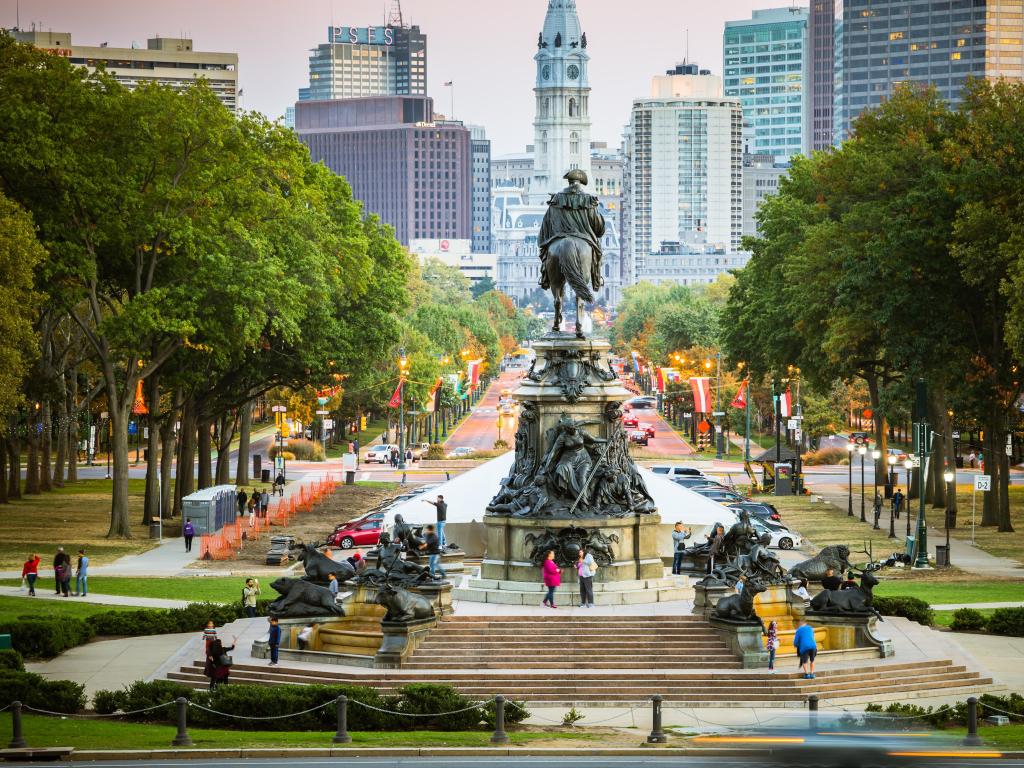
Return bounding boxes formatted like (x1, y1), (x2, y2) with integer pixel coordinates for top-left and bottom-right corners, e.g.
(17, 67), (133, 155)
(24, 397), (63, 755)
(563, 169), (589, 185)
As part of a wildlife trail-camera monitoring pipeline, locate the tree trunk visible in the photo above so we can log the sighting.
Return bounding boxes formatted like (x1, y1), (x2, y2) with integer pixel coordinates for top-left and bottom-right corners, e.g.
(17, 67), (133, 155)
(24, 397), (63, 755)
(39, 401), (52, 492)
(174, 400), (197, 517)
(998, 444), (1014, 532)
(107, 404), (133, 538)
(215, 412), (235, 485)
(25, 416), (40, 495)
(65, 370), (78, 484)
(52, 396), (67, 489)
(0, 437), (7, 504)
(6, 431), (21, 499)
(197, 419), (213, 490)
(235, 402), (252, 486)
(160, 412), (175, 519)
(982, 415), (999, 526)
(143, 374), (161, 526)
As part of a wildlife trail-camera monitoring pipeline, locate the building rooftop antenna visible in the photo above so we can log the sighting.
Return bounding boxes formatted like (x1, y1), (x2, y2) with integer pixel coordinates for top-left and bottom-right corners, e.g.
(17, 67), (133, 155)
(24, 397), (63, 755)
(388, 0), (404, 27)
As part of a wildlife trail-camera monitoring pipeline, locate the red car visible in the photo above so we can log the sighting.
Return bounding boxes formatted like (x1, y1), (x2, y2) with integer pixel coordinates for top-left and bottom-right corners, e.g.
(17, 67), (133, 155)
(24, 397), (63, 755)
(638, 423), (656, 438)
(623, 413), (639, 428)
(327, 519), (382, 549)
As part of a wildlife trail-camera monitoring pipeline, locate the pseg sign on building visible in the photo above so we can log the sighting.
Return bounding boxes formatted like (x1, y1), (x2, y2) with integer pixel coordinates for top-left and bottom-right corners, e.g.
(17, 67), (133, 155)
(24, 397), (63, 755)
(328, 26), (396, 46)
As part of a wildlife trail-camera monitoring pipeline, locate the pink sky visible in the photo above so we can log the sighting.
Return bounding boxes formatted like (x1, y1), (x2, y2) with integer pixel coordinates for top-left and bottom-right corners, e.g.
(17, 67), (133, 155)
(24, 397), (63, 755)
(4, 0), (792, 155)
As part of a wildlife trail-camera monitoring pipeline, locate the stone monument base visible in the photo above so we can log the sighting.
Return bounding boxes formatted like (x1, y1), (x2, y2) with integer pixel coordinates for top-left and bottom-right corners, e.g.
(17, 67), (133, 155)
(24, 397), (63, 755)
(481, 514), (663, 584)
(454, 574), (691, 606)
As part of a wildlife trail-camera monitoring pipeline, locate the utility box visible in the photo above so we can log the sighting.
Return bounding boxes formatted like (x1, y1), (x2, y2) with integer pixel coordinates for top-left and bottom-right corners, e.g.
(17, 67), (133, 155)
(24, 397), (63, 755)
(180, 485), (237, 535)
(774, 463), (792, 496)
(252, 454), (261, 479)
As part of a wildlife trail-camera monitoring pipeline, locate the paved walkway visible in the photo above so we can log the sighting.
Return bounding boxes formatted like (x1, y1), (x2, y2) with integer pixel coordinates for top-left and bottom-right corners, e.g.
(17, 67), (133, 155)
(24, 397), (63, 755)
(0, 586), (189, 609)
(932, 601), (1024, 610)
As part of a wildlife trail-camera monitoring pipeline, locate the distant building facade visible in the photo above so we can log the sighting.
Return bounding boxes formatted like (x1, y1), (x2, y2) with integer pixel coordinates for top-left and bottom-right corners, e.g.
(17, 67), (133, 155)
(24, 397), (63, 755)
(635, 239), (750, 287)
(723, 7), (809, 162)
(742, 153), (788, 238)
(410, 239), (496, 286)
(9, 30), (238, 110)
(295, 96), (471, 247)
(806, 0), (835, 151)
(469, 125), (492, 253)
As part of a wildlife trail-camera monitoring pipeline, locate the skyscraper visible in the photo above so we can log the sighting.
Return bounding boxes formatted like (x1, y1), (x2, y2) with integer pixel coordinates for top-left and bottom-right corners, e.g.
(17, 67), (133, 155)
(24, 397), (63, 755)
(723, 7), (809, 162)
(9, 30), (238, 111)
(469, 125), (493, 254)
(297, 23), (426, 102)
(833, 0), (1024, 141)
(806, 0), (835, 152)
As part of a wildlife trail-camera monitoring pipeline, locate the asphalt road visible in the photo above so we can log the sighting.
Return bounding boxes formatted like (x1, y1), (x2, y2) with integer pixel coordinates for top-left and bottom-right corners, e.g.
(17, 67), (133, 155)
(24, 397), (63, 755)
(443, 370), (526, 452)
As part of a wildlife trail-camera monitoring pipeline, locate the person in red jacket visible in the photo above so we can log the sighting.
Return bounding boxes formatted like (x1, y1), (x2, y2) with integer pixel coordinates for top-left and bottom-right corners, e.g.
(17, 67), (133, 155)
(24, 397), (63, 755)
(21, 554), (40, 596)
(541, 549), (562, 608)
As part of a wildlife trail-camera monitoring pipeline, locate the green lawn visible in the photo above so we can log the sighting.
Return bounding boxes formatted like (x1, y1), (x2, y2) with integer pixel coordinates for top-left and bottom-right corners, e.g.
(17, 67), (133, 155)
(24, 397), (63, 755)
(0, 714), (600, 750)
(0, 595), (142, 623)
(949, 484), (1024, 561)
(933, 608), (996, 628)
(0, 576), (243, 604)
(873, 580), (1024, 604)
(947, 724), (1024, 751)
(768, 495), (903, 554)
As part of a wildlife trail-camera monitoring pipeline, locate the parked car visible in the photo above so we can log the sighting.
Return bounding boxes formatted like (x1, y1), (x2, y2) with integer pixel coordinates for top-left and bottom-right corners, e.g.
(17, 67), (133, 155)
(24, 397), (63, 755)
(628, 430), (649, 446)
(447, 446), (476, 459)
(651, 465), (707, 478)
(672, 476), (721, 489)
(365, 444), (398, 463)
(327, 518), (383, 549)
(622, 413), (639, 428)
(750, 517), (801, 550)
(727, 501), (782, 523)
(626, 396), (657, 409)
(692, 487), (748, 505)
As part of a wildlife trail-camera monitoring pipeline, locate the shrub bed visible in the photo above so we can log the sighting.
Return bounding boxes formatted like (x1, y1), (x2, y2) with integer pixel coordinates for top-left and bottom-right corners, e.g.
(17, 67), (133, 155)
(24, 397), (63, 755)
(986, 606), (1024, 636)
(949, 607), (988, 632)
(873, 596), (934, 625)
(93, 679), (529, 731)
(865, 693), (1024, 728)
(802, 446), (848, 466)
(270, 439), (325, 462)
(0, 670), (86, 713)
(0, 648), (25, 671)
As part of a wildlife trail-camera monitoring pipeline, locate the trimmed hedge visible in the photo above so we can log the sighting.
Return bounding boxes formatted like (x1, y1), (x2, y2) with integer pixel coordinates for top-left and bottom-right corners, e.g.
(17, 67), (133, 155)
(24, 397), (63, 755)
(93, 679), (530, 732)
(865, 693), (1024, 728)
(986, 606), (1024, 636)
(873, 596), (934, 626)
(3, 601), (270, 659)
(949, 607), (988, 632)
(0, 648), (25, 672)
(0, 670), (86, 713)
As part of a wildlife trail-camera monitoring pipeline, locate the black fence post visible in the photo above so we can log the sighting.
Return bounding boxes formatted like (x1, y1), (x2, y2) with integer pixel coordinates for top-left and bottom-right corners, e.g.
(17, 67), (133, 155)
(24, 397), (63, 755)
(647, 694), (667, 744)
(490, 696), (510, 745)
(8, 700), (27, 749)
(333, 695), (352, 744)
(171, 697), (192, 747)
(964, 697), (982, 747)
(807, 694), (819, 729)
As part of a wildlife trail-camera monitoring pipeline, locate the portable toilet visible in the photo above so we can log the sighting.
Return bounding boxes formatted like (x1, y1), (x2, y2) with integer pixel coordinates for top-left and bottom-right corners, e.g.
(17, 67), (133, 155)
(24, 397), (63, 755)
(181, 485), (238, 535)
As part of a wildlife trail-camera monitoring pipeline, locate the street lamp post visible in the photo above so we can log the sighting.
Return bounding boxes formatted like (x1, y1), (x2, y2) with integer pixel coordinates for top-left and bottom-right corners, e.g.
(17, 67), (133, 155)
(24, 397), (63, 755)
(398, 348), (408, 471)
(871, 448), (882, 529)
(846, 442), (855, 516)
(943, 468), (955, 567)
(887, 455), (898, 538)
(858, 444), (867, 522)
(715, 352), (723, 460)
(904, 458), (914, 538)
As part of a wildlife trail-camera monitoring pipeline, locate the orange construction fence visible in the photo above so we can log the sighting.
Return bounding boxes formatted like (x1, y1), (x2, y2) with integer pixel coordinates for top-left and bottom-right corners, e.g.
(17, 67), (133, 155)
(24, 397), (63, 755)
(199, 474), (339, 561)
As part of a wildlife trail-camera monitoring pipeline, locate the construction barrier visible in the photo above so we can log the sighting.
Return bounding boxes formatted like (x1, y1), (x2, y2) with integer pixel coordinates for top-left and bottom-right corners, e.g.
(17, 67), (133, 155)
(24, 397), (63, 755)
(199, 474), (338, 561)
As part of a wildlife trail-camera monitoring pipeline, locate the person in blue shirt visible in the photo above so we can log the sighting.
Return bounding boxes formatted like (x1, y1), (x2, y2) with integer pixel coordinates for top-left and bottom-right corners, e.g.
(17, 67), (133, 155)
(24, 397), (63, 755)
(267, 617), (281, 667)
(793, 619), (817, 679)
(74, 550), (89, 596)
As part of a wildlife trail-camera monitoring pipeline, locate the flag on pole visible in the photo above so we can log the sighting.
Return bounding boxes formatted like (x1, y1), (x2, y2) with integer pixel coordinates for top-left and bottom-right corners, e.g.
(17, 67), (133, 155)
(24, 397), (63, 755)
(731, 380), (748, 409)
(689, 377), (713, 413)
(387, 378), (403, 409)
(467, 359), (482, 390)
(655, 368), (666, 393)
(425, 378), (442, 412)
(779, 386), (793, 418)
(444, 80), (454, 86)
(631, 351), (640, 373)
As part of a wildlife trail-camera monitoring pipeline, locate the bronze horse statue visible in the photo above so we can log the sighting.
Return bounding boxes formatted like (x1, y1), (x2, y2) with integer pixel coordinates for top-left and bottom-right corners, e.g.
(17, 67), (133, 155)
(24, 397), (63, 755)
(545, 236), (595, 339)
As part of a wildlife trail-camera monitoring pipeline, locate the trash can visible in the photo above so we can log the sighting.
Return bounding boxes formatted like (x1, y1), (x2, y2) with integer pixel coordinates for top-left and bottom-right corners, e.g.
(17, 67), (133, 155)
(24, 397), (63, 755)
(935, 544), (950, 567)
(149, 519), (161, 539)
(253, 454), (262, 478)
(0, 634), (11, 650)
(261, 469), (270, 483)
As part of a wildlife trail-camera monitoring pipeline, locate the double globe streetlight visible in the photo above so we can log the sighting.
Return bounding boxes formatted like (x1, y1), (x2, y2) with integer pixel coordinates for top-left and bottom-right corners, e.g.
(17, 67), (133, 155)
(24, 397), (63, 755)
(871, 448), (882, 529)
(887, 454), (899, 538)
(903, 458), (914, 538)
(846, 442), (856, 516)
(858, 444), (868, 523)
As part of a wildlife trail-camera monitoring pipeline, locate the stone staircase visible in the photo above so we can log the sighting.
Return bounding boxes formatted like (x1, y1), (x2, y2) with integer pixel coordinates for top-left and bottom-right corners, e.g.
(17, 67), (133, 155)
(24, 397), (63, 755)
(165, 615), (998, 706)
(454, 576), (691, 605)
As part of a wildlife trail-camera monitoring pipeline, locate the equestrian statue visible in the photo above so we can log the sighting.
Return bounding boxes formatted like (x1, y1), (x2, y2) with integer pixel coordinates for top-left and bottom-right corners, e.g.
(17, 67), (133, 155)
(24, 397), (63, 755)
(538, 169), (605, 338)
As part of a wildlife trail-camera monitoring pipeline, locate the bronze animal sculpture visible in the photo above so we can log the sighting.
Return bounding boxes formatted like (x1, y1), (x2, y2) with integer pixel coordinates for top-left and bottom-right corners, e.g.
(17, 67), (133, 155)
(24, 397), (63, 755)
(298, 544), (355, 583)
(713, 578), (767, 632)
(267, 577), (344, 618)
(790, 545), (852, 582)
(809, 570), (882, 618)
(374, 581), (436, 623)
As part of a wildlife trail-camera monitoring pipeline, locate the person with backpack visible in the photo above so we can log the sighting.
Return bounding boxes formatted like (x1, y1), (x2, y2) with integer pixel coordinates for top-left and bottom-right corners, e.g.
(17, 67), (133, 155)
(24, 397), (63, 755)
(204, 634), (235, 691)
(53, 547), (70, 595)
(183, 518), (196, 552)
(242, 578), (260, 618)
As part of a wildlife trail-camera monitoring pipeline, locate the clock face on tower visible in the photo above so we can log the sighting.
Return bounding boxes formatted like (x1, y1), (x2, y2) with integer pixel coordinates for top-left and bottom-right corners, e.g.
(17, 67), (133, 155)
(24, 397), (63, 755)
(566, 64), (580, 80)
(542, 64), (551, 80)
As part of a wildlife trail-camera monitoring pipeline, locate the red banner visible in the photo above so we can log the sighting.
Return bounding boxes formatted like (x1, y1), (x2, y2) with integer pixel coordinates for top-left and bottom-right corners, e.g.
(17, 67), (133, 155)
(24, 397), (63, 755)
(425, 378), (442, 413)
(779, 387), (792, 418)
(131, 380), (148, 415)
(388, 379), (403, 409)
(689, 377), (712, 413)
(731, 380), (748, 409)
(467, 359), (481, 390)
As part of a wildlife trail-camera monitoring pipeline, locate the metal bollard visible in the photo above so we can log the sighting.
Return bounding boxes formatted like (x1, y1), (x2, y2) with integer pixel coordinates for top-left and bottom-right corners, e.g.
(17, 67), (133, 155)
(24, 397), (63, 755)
(964, 696), (982, 747)
(807, 694), (819, 730)
(647, 694), (667, 744)
(490, 695), (510, 744)
(171, 697), (193, 747)
(8, 700), (27, 749)
(334, 695), (352, 744)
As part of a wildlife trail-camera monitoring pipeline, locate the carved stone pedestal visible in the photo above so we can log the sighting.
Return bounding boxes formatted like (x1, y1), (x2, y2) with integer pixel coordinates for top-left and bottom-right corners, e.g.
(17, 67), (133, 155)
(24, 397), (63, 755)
(707, 617), (770, 669)
(375, 618), (438, 668)
(806, 611), (894, 657)
(691, 581), (733, 618)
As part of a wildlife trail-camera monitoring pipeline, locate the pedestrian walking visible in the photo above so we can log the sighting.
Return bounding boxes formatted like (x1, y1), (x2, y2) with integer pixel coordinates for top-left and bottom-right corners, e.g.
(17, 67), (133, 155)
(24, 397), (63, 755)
(52, 547), (70, 595)
(576, 545), (597, 608)
(74, 549), (89, 596)
(274, 473), (285, 495)
(204, 634), (235, 691)
(892, 488), (904, 520)
(247, 501), (256, 529)
(671, 522), (691, 575)
(793, 619), (818, 679)
(183, 518), (195, 552)
(968, 449), (977, 468)
(267, 616), (281, 667)
(236, 488), (247, 515)
(242, 578), (260, 618)
(21, 554), (39, 596)
(202, 620), (218, 653)
(422, 494), (448, 549)
(420, 524), (446, 579)
(541, 550), (561, 608)
(260, 489), (270, 517)
(765, 620), (779, 672)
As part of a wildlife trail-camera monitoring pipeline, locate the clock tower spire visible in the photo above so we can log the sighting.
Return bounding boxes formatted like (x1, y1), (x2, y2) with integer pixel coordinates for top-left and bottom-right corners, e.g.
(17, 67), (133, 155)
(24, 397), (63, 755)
(531, 0), (592, 204)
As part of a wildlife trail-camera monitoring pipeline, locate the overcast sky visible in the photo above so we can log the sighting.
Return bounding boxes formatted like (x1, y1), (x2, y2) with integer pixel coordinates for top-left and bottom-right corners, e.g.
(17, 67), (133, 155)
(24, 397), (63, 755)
(4, 0), (792, 155)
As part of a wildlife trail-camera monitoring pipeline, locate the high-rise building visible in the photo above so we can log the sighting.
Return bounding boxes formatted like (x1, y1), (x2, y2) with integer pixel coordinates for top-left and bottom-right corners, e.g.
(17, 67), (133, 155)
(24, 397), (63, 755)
(742, 152), (788, 238)
(723, 7), (809, 162)
(834, 0), (1024, 141)
(295, 96), (471, 247)
(469, 126), (492, 253)
(806, 0), (835, 152)
(298, 23), (426, 102)
(8, 30), (238, 110)
(623, 64), (744, 275)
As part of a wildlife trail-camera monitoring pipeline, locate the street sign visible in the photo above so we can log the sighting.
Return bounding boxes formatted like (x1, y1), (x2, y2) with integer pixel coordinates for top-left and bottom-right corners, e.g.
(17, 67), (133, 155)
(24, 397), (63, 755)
(274, 456), (284, 471)
(271, 405), (286, 413)
(712, 411), (725, 417)
(697, 420), (710, 434)
(317, 397), (329, 406)
(974, 474), (991, 492)
(324, 419), (334, 430)
(1007, 435), (1013, 457)
(316, 409), (329, 416)
(127, 422), (137, 436)
(683, 413), (692, 419)
(911, 456), (921, 468)
(787, 419), (799, 430)
(795, 428), (803, 442)
(952, 431), (960, 439)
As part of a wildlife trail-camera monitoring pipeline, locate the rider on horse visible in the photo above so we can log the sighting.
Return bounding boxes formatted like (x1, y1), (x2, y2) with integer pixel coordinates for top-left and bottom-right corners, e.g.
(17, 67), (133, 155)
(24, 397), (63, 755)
(538, 169), (605, 292)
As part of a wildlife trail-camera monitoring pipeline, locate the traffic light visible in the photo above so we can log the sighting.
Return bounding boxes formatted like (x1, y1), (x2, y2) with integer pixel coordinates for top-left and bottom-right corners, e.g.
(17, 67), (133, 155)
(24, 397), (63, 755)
(360, 415), (367, 431)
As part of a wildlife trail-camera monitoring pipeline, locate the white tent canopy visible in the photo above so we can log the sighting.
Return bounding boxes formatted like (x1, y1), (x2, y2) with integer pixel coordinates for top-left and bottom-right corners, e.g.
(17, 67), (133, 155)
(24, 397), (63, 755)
(383, 452), (737, 559)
